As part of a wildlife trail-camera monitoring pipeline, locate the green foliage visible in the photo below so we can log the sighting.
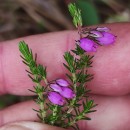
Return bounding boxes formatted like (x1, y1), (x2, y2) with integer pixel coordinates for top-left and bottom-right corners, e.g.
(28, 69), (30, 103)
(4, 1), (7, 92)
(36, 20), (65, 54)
(64, 52), (76, 73)
(63, 42), (97, 129)
(71, 45), (85, 55)
(19, 40), (97, 130)
(63, 4), (97, 126)
(68, 3), (82, 27)
(19, 41), (47, 122)
(19, 41), (47, 80)
(19, 2), (97, 130)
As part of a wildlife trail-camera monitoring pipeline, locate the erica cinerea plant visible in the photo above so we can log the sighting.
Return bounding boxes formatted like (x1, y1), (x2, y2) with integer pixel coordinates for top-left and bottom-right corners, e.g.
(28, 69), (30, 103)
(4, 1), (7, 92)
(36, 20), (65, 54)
(18, 3), (116, 130)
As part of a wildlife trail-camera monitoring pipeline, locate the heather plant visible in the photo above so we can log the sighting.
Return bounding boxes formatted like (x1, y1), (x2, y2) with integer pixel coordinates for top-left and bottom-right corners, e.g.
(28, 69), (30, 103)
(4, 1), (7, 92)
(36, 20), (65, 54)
(19, 3), (116, 130)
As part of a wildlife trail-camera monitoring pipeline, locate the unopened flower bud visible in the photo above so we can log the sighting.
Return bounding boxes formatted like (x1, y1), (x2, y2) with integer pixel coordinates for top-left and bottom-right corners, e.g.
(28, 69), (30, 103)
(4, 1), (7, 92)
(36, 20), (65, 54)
(60, 87), (75, 99)
(96, 27), (110, 32)
(56, 79), (69, 87)
(79, 38), (97, 52)
(48, 92), (65, 106)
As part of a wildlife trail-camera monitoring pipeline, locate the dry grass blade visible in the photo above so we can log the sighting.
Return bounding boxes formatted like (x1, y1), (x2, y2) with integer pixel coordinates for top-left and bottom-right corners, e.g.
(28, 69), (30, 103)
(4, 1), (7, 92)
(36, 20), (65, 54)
(17, 0), (73, 31)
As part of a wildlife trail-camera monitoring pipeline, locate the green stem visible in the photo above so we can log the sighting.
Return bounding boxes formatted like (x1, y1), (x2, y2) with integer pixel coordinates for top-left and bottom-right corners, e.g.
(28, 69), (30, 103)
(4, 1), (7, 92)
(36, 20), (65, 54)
(78, 25), (83, 38)
(35, 75), (48, 122)
(80, 53), (87, 87)
(72, 73), (77, 92)
(51, 105), (58, 125)
(61, 72), (77, 122)
(36, 82), (46, 122)
(65, 112), (84, 127)
(67, 72), (77, 114)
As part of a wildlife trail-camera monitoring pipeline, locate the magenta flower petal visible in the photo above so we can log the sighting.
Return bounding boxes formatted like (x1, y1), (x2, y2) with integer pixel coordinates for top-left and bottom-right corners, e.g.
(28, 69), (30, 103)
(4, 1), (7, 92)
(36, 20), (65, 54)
(56, 79), (69, 87)
(60, 87), (75, 99)
(96, 27), (110, 32)
(48, 92), (65, 106)
(89, 31), (103, 38)
(96, 32), (116, 45)
(79, 38), (97, 52)
(50, 84), (62, 92)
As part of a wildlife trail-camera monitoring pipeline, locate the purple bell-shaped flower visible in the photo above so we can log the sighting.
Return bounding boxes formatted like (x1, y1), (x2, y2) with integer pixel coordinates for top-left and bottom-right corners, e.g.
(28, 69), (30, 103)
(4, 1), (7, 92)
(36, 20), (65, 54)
(48, 92), (65, 106)
(50, 84), (62, 92)
(59, 87), (76, 99)
(56, 79), (69, 87)
(96, 32), (116, 45)
(79, 38), (97, 52)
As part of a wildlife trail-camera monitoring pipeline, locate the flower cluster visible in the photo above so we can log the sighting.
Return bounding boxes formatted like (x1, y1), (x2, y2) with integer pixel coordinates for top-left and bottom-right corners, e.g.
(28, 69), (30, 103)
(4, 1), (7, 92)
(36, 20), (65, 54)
(47, 26), (114, 105)
(79, 27), (116, 52)
(48, 79), (75, 106)
(19, 3), (116, 130)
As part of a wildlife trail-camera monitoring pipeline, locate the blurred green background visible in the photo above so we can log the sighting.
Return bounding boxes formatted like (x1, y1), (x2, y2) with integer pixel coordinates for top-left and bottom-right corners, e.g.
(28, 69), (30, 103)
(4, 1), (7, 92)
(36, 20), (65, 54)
(0, 0), (130, 109)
